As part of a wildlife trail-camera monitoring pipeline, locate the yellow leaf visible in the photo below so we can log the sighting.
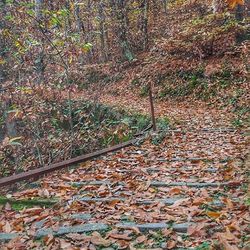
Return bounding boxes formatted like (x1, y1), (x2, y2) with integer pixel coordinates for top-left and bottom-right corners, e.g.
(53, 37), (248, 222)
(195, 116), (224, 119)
(226, 0), (244, 9)
(69, 55), (73, 64)
(0, 58), (6, 65)
(206, 211), (222, 219)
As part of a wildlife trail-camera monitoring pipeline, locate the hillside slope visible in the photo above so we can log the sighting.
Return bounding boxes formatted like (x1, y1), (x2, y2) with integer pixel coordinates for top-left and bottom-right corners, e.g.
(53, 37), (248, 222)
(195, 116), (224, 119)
(76, 0), (249, 126)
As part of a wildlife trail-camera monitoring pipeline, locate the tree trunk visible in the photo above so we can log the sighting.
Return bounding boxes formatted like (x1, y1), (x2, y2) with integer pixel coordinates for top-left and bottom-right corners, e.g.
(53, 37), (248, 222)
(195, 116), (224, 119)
(235, 4), (244, 21)
(162, 0), (167, 15)
(2, 97), (17, 140)
(34, 0), (45, 84)
(86, 0), (94, 63)
(0, 0), (17, 142)
(246, 0), (250, 16)
(0, 0), (7, 83)
(212, 0), (225, 13)
(98, 1), (108, 62)
(74, 0), (85, 33)
(64, 0), (71, 36)
(235, 2), (250, 43)
(35, 0), (43, 19)
(141, 0), (149, 50)
(110, 0), (134, 61)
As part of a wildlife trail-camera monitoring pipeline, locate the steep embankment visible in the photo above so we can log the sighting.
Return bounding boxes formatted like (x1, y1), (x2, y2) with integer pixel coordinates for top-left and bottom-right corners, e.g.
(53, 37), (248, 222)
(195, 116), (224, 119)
(74, 0), (249, 127)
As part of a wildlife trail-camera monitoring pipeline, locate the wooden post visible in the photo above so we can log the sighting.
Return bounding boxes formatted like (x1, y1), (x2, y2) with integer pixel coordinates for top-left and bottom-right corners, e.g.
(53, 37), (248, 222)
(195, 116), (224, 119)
(148, 82), (157, 131)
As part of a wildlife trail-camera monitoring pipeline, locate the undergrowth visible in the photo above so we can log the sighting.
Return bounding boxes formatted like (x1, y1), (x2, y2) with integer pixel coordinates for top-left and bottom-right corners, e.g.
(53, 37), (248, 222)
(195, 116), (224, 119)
(0, 97), (169, 177)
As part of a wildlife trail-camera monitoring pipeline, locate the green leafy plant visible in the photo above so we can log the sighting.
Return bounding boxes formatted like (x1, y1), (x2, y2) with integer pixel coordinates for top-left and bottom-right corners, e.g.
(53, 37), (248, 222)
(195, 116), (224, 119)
(195, 242), (210, 250)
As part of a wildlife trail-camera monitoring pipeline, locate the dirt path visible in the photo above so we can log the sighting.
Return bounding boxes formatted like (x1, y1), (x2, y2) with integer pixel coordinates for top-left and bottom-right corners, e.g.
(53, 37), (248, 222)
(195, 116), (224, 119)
(64, 88), (238, 130)
(0, 92), (249, 249)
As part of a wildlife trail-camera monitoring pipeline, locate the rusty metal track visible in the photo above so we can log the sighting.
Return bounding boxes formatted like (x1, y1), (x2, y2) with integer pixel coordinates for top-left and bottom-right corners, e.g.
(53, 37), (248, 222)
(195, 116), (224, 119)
(0, 139), (138, 187)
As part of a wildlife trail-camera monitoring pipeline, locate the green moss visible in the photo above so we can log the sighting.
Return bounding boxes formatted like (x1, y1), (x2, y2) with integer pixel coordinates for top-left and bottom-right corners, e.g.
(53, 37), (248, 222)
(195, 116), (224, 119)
(131, 78), (140, 86)
(0, 196), (58, 210)
(195, 242), (210, 250)
(139, 85), (150, 97)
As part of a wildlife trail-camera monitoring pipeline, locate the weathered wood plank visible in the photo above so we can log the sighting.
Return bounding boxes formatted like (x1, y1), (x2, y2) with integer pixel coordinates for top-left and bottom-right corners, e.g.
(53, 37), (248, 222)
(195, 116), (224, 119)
(71, 181), (237, 188)
(0, 233), (20, 242)
(35, 223), (109, 239)
(35, 222), (192, 239)
(116, 222), (192, 233)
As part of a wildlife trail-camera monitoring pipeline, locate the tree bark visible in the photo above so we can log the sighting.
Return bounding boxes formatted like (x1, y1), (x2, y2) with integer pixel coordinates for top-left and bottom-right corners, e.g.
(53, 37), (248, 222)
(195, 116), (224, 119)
(34, 0), (45, 84)
(0, 0), (17, 142)
(162, 0), (167, 15)
(212, 0), (225, 13)
(235, 1), (250, 43)
(0, 0), (7, 83)
(141, 0), (149, 50)
(98, 0), (108, 62)
(235, 4), (244, 21)
(110, 0), (134, 61)
(74, 0), (85, 33)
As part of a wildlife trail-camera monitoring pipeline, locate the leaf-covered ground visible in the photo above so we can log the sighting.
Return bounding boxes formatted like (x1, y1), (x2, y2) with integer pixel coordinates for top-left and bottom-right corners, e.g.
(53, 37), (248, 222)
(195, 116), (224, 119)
(0, 96), (249, 250)
(0, 0), (249, 248)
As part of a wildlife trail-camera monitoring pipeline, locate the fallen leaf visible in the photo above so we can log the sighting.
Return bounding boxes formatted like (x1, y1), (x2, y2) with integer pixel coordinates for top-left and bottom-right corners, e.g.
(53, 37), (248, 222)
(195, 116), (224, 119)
(169, 187), (182, 195)
(188, 223), (206, 236)
(162, 228), (173, 237)
(169, 198), (190, 208)
(66, 233), (91, 241)
(91, 231), (111, 247)
(218, 234), (239, 250)
(60, 239), (72, 249)
(135, 235), (147, 244)
(109, 233), (132, 240)
(206, 211), (221, 219)
(167, 240), (176, 249)
(43, 234), (54, 245)
(4, 221), (11, 233)
(222, 198), (234, 209)
(216, 227), (239, 242)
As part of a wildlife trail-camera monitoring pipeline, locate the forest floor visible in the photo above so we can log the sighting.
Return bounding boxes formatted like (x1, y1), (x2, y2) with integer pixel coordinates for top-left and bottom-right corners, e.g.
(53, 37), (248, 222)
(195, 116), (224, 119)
(0, 91), (249, 250)
(0, 0), (249, 248)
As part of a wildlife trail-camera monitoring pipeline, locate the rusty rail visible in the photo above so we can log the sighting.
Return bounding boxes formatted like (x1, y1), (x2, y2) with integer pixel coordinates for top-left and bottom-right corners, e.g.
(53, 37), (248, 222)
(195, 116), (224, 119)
(0, 139), (138, 187)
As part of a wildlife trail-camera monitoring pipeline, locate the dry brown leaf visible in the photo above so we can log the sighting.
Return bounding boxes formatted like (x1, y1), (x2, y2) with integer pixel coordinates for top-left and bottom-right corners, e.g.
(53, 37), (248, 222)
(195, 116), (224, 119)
(162, 228), (173, 237)
(222, 198), (234, 209)
(43, 234), (54, 246)
(169, 187), (182, 195)
(108, 199), (121, 206)
(66, 233), (91, 242)
(135, 235), (147, 244)
(192, 197), (208, 206)
(4, 221), (11, 233)
(91, 231), (111, 247)
(167, 240), (176, 249)
(38, 189), (50, 198)
(242, 246), (250, 250)
(227, 222), (241, 232)
(60, 175), (74, 182)
(109, 233), (132, 240)
(217, 227), (239, 242)
(59, 239), (72, 249)
(5, 202), (11, 211)
(187, 223), (206, 236)
(24, 207), (43, 215)
(218, 234), (239, 250)
(169, 198), (189, 208)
